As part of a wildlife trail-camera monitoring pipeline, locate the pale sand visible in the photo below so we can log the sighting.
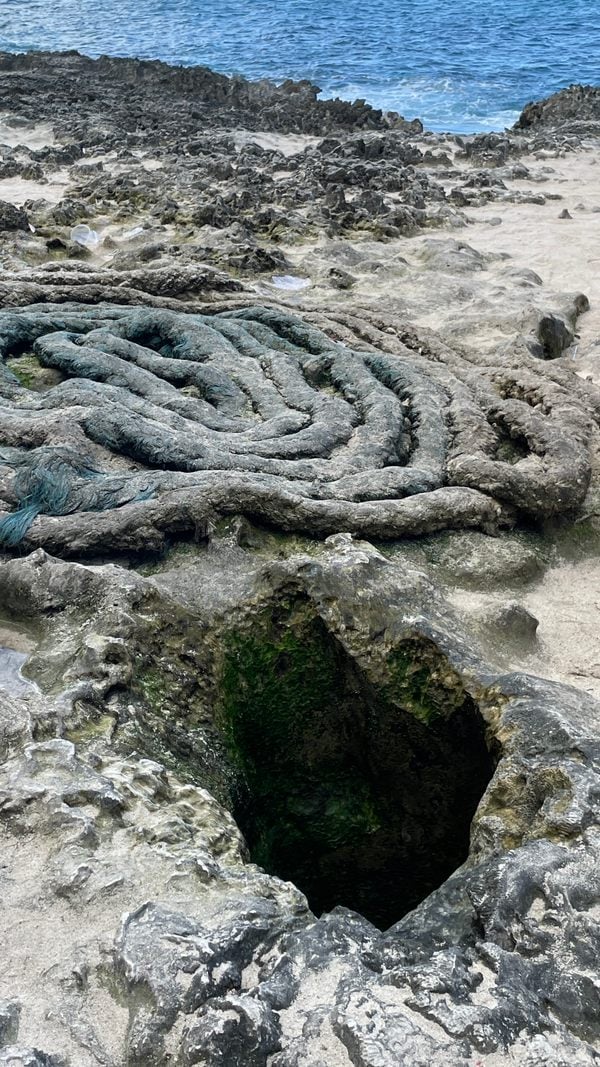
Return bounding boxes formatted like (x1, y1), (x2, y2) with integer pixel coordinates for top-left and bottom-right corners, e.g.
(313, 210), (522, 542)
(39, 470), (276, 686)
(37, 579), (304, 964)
(0, 117), (68, 206)
(450, 559), (600, 703)
(0, 169), (72, 207)
(0, 117), (56, 150)
(286, 138), (600, 373)
(450, 146), (600, 699)
(464, 145), (600, 374)
(233, 129), (320, 156)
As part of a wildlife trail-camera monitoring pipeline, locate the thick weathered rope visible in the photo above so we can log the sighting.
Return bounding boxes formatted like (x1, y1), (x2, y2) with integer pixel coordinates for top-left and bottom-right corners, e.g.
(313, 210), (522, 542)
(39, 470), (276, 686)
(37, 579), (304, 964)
(0, 303), (595, 555)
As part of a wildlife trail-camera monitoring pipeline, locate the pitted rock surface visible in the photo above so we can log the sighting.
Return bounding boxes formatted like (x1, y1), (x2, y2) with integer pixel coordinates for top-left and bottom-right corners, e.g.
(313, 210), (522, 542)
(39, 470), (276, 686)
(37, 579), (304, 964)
(0, 543), (599, 1065)
(0, 55), (598, 1067)
(0, 302), (598, 554)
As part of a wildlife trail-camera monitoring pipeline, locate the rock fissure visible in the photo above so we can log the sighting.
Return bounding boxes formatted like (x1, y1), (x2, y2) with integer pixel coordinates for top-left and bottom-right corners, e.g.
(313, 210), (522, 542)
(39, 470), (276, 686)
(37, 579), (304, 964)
(216, 601), (497, 929)
(0, 53), (599, 1066)
(0, 535), (599, 1065)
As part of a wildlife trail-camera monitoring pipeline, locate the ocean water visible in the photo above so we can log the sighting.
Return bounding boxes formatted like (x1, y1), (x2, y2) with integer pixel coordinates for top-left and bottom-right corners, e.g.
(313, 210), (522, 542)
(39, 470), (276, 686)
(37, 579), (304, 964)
(0, 0), (598, 133)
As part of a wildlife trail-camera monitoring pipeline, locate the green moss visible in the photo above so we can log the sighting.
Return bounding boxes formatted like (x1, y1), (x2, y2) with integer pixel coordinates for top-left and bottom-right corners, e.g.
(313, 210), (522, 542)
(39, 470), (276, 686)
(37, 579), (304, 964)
(105, 579), (495, 927)
(65, 713), (116, 744)
(136, 665), (171, 710)
(216, 599), (495, 927)
(217, 602), (381, 878)
(384, 638), (468, 725)
(123, 611), (236, 799)
(6, 352), (65, 392)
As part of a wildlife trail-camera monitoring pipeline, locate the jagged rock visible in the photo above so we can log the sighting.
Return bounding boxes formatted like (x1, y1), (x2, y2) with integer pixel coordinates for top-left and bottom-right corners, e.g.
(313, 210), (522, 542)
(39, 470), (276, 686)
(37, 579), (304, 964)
(0, 1050), (66, 1066)
(0, 199), (29, 232)
(327, 266), (356, 289)
(489, 602), (540, 641)
(534, 311), (576, 359)
(515, 84), (600, 130)
(472, 601), (541, 656)
(0, 51), (410, 139)
(0, 1001), (20, 1045)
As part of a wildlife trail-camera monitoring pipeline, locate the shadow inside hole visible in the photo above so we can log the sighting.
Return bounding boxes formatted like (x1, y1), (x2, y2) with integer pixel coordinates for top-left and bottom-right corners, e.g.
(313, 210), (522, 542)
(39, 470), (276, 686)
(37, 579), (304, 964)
(218, 601), (497, 930)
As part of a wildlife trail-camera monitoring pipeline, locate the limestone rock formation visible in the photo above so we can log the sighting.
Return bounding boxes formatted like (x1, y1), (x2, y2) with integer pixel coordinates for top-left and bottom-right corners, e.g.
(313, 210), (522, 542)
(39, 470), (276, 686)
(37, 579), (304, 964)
(0, 199), (30, 232)
(0, 540), (599, 1065)
(0, 50), (411, 138)
(515, 84), (600, 132)
(0, 53), (598, 1067)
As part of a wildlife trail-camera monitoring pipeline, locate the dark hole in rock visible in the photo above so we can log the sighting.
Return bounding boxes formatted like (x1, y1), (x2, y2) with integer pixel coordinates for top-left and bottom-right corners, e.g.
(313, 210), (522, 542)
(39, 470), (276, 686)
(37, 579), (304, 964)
(536, 313), (574, 360)
(488, 412), (531, 465)
(218, 598), (496, 930)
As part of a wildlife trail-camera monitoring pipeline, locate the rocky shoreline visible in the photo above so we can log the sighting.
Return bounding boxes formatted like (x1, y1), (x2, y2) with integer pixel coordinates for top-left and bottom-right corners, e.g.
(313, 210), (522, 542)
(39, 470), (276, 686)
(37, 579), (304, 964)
(0, 51), (599, 1067)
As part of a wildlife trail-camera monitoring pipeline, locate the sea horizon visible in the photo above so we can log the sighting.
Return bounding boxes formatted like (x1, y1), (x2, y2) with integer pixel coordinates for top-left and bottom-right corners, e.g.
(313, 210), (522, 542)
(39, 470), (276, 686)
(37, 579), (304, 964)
(0, 0), (598, 134)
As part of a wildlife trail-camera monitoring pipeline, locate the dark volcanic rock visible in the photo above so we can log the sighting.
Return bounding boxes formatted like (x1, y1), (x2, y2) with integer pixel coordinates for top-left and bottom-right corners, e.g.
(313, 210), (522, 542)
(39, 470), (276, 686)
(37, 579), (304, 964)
(0, 199), (29, 231)
(515, 83), (600, 130)
(486, 602), (540, 644)
(0, 51), (457, 251)
(0, 50), (410, 137)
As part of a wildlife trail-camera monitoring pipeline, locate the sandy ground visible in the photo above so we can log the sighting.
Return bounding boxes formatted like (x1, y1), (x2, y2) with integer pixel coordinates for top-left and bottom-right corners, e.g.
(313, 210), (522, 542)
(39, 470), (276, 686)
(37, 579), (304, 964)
(233, 129), (320, 155)
(0, 118), (56, 150)
(0, 118), (68, 205)
(450, 556), (600, 702)
(0, 119), (598, 704)
(0, 169), (72, 207)
(450, 147), (600, 700)
(465, 145), (600, 373)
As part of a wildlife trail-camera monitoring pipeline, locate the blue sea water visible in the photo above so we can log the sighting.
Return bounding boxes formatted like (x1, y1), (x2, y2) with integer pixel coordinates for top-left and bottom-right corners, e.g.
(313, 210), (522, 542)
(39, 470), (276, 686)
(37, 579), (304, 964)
(0, 0), (598, 133)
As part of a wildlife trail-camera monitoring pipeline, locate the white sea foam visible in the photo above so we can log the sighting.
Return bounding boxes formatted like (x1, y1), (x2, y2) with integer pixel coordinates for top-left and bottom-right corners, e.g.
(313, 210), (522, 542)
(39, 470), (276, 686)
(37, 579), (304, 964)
(0, 0), (596, 133)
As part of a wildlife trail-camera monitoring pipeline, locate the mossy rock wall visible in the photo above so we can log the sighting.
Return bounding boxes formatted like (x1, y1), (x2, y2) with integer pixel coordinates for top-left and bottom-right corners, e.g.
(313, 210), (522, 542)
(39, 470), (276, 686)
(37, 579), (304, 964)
(217, 596), (495, 928)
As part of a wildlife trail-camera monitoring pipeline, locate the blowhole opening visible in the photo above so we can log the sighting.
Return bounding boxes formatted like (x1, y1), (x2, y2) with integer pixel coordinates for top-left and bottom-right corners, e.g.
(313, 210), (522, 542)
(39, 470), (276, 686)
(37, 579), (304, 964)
(217, 599), (497, 930)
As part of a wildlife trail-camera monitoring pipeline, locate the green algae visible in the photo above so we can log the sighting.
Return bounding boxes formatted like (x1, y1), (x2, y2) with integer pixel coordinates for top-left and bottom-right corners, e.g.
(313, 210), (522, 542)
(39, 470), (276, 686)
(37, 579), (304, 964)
(218, 602), (381, 877)
(125, 612), (236, 800)
(384, 637), (469, 725)
(216, 597), (495, 927)
(136, 540), (207, 576)
(117, 587), (495, 927)
(65, 713), (116, 745)
(6, 352), (65, 392)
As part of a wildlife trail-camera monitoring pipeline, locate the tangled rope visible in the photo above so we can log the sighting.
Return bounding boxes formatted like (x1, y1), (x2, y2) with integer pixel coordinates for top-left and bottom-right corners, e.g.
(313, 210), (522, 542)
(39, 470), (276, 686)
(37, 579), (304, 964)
(0, 303), (596, 555)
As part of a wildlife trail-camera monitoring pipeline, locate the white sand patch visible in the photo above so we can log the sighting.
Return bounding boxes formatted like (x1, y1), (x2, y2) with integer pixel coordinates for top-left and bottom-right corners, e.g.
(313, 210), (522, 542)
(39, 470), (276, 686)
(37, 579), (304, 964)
(450, 567), (600, 706)
(141, 157), (165, 171)
(233, 129), (319, 156)
(81, 151), (165, 172)
(0, 117), (56, 149)
(464, 145), (600, 368)
(282, 141), (600, 378)
(73, 151), (118, 167)
(0, 168), (72, 206)
(521, 557), (600, 701)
